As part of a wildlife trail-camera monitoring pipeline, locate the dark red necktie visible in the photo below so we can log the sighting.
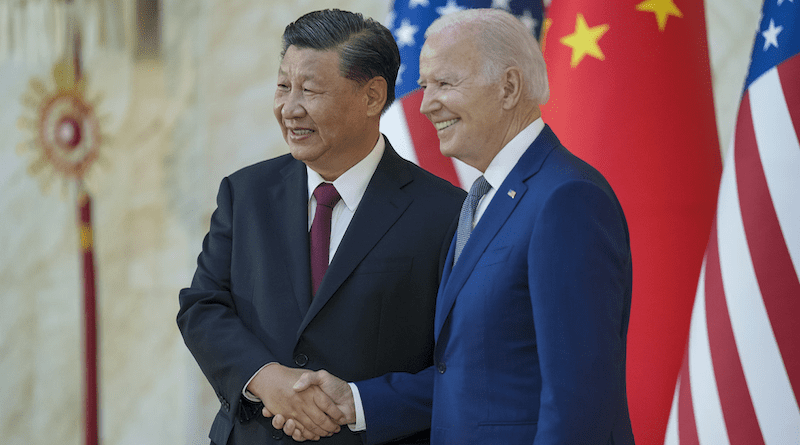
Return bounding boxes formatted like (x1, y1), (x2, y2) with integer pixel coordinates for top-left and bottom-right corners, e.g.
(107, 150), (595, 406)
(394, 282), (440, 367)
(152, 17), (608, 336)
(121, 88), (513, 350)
(310, 183), (341, 296)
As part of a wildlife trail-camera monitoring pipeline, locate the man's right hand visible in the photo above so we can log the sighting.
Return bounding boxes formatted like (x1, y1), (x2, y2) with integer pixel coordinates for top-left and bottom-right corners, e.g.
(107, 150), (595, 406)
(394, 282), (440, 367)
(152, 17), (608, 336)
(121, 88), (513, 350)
(246, 363), (347, 441)
(271, 369), (357, 441)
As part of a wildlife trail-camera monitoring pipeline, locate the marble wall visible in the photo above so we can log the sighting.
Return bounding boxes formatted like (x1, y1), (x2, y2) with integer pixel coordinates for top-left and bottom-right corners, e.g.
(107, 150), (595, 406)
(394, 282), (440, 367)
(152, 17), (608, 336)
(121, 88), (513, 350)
(0, 0), (763, 444)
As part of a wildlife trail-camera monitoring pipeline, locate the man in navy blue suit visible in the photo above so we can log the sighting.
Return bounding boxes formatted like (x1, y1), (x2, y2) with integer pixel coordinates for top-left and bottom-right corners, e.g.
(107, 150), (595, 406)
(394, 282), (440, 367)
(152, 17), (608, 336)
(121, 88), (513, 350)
(278, 8), (635, 445)
(177, 9), (465, 445)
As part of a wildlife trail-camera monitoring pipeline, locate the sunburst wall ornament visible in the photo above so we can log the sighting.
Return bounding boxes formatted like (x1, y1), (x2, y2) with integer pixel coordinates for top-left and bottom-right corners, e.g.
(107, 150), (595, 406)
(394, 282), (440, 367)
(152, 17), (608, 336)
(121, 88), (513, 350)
(17, 58), (109, 195)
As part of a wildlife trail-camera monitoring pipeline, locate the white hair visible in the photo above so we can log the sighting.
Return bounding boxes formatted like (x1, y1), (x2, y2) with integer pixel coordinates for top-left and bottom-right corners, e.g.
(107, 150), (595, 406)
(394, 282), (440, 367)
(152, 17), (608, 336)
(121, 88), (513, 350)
(425, 8), (549, 105)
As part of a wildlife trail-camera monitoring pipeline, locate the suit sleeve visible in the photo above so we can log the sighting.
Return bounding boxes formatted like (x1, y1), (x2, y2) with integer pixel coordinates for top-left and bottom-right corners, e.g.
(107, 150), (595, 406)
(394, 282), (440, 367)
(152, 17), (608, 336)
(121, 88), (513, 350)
(177, 177), (278, 417)
(356, 366), (436, 445)
(529, 180), (631, 444)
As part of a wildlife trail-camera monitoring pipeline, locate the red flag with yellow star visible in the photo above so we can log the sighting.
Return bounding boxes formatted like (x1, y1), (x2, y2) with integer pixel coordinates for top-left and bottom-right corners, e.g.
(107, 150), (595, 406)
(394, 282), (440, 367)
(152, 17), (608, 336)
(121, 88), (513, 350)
(541, 1), (722, 443)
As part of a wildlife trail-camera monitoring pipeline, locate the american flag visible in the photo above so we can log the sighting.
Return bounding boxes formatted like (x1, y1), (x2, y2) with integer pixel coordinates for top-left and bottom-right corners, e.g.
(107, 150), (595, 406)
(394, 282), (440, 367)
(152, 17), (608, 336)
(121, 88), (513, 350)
(664, 1), (800, 443)
(380, 0), (544, 189)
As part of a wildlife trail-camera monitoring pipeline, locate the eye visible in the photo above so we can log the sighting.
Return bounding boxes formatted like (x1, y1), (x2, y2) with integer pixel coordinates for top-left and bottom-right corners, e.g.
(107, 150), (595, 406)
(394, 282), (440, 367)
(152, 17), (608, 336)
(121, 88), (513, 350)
(277, 83), (289, 91)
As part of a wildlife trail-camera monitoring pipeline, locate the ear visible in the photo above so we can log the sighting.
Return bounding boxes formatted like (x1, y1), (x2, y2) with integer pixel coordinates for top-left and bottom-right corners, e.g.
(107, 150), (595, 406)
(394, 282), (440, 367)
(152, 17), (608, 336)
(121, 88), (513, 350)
(501, 67), (524, 110)
(364, 76), (388, 117)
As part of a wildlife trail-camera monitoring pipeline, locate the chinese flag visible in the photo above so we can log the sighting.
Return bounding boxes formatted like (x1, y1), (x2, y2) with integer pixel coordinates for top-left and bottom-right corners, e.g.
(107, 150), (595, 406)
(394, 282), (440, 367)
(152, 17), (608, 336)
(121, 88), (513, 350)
(541, 1), (722, 444)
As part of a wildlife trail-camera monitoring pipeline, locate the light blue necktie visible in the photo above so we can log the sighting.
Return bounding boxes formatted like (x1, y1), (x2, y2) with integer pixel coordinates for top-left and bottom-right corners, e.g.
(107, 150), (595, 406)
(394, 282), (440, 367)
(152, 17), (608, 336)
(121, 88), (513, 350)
(454, 176), (491, 264)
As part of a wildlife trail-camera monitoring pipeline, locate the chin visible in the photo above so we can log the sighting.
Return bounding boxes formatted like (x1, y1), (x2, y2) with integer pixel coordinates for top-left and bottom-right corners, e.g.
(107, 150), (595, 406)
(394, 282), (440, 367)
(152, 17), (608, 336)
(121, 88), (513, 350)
(438, 142), (458, 159)
(288, 145), (314, 162)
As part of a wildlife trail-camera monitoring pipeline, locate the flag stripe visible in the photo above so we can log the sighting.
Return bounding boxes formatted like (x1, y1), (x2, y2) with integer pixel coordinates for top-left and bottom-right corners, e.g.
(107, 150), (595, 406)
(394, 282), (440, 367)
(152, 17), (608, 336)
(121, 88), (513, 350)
(705, 218), (764, 444)
(721, 93), (800, 444)
(678, 348), (700, 445)
(743, 70), (800, 402)
(664, 372), (680, 445)
(688, 251), (729, 445)
(751, 63), (800, 277)
(382, 101), (419, 165)
(400, 89), (461, 187)
(776, 54), (800, 139)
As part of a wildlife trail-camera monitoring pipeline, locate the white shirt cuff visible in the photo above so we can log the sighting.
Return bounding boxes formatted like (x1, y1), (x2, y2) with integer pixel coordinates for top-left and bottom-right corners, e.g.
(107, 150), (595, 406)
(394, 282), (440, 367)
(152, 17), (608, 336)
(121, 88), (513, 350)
(242, 363), (274, 402)
(347, 382), (366, 432)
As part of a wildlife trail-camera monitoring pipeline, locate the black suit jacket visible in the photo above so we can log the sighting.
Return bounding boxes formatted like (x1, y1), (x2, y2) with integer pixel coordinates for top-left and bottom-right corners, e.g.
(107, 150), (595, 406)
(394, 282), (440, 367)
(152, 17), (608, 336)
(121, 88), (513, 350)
(178, 138), (465, 445)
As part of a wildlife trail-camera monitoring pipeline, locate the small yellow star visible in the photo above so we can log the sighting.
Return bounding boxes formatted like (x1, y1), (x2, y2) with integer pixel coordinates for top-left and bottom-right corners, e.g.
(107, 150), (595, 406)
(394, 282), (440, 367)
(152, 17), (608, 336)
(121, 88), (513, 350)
(636, 0), (683, 31)
(560, 13), (609, 68)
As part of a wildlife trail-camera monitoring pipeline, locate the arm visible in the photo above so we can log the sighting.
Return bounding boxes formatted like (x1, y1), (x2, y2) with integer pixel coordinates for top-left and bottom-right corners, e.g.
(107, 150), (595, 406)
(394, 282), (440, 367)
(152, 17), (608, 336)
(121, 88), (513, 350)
(529, 181), (631, 443)
(177, 177), (344, 439)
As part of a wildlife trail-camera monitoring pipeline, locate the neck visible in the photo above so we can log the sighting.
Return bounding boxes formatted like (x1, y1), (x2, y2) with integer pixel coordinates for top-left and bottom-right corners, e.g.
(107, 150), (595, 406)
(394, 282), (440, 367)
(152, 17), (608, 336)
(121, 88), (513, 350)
(312, 129), (381, 181)
(473, 105), (541, 173)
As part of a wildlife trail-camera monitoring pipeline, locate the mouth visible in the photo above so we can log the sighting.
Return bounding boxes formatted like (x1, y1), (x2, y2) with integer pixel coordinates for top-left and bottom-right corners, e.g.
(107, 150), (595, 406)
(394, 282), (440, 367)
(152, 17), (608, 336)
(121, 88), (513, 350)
(433, 118), (459, 131)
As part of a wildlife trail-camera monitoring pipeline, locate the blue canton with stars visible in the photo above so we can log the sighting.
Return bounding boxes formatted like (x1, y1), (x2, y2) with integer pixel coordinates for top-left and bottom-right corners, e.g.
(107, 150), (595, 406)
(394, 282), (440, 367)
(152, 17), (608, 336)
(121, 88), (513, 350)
(744, 0), (799, 88)
(387, 0), (544, 99)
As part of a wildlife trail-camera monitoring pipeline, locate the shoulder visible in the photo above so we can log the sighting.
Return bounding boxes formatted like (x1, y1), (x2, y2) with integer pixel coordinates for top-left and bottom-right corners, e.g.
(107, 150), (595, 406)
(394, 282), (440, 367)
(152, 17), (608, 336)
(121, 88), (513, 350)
(535, 144), (615, 197)
(406, 160), (466, 201)
(381, 140), (466, 204)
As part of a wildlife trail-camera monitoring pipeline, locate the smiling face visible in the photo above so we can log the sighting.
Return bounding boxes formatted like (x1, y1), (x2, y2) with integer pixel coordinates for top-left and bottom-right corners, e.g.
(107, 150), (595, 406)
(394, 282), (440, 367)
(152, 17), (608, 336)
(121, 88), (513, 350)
(418, 27), (508, 172)
(274, 46), (379, 180)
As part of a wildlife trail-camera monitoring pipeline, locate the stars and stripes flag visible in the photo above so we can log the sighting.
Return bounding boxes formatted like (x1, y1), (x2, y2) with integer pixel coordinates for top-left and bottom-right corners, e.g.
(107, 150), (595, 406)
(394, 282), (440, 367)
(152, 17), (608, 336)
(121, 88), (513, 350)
(664, 1), (800, 443)
(540, 1), (723, 443)
(381, 0), (544, 189)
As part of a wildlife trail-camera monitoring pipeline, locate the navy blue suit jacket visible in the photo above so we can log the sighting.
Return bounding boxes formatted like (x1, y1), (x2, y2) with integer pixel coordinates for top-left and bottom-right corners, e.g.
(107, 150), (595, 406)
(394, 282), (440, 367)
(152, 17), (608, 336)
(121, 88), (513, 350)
(178, 139), (465, 445)
(358, 126), (635, 444)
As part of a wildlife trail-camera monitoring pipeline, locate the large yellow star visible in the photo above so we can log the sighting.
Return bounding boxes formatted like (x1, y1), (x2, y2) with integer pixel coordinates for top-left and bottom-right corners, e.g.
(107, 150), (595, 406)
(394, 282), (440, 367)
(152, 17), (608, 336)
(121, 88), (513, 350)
(560, 13), (609, 68)
(636, 0), (683, 31)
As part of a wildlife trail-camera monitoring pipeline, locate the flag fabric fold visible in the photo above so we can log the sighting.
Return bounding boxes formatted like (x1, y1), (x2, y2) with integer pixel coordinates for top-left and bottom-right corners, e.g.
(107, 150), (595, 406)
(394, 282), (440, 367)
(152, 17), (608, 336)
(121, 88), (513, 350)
(540, 1), (723, 443)
(381, 0), (544, 189)
(665, 1), (800, 443)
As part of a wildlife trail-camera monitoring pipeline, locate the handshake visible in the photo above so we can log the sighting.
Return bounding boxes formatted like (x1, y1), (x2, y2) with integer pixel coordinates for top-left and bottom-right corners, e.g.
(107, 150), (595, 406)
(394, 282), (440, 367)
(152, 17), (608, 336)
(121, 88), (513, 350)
(247, 363), (356, 442)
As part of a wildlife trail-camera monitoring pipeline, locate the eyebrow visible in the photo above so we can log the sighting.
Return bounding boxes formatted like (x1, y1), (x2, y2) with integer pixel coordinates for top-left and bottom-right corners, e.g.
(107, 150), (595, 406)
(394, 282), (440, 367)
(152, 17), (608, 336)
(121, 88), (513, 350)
(418, 74), (457, 86)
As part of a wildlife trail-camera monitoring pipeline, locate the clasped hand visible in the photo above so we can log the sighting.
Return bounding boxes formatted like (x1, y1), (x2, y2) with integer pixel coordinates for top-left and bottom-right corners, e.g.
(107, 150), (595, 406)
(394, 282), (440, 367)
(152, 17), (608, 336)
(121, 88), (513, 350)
(257, 367), (355, 442)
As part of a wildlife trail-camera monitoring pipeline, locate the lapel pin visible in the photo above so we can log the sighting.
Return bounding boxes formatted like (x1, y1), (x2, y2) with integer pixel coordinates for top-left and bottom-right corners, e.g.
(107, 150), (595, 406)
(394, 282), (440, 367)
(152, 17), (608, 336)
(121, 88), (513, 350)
(508, 190), (516, 199)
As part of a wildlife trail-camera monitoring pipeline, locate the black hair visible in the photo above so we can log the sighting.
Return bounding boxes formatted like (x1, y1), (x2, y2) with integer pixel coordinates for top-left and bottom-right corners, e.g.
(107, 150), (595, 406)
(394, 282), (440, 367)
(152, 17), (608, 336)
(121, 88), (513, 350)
(281, 9), (400, 113)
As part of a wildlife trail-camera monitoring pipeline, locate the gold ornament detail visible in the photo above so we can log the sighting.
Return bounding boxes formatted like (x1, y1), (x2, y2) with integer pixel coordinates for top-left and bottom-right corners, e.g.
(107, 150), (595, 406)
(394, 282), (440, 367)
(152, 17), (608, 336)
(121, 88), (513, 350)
(17, 59), (109, 195)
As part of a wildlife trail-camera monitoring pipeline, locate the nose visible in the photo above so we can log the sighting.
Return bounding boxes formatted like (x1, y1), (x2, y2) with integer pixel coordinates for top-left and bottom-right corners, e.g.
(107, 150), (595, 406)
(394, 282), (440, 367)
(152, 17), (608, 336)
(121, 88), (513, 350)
(278, 89), (305, 120)
(419, 86), (440, 116)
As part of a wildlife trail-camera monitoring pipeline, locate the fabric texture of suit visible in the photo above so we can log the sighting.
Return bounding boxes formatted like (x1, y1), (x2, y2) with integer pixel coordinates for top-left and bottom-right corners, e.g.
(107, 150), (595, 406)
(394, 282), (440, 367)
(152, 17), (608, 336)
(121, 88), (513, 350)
(358, 126), (635, 445)
(177, 138), (465, 445)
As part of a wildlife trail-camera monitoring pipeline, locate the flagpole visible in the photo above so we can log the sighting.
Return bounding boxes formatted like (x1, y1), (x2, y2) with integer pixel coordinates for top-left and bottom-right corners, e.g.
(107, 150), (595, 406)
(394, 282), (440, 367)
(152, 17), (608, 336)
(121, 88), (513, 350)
(78, 185), (99, 445)
(65, 0), (99, 442)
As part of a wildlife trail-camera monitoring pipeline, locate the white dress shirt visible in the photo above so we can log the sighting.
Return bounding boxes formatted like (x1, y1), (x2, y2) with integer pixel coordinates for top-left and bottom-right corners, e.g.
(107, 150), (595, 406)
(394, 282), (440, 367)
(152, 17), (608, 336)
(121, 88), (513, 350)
(473, 118), (544, 226)
(306, 136), (386, 259)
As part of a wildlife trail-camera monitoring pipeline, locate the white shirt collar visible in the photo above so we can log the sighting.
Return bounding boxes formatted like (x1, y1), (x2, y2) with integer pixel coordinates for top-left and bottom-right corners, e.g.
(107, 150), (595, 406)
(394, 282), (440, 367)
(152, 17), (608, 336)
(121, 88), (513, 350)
(482, 118), (545, 190)
(306, 135), (385, 211)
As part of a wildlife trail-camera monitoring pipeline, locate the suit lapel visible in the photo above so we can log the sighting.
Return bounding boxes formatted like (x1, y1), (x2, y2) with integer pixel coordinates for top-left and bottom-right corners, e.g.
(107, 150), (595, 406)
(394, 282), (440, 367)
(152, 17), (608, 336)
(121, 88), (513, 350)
(273, 160), (314, 314)
(298, 141), (414, 335)
(435, 125), (561, 339)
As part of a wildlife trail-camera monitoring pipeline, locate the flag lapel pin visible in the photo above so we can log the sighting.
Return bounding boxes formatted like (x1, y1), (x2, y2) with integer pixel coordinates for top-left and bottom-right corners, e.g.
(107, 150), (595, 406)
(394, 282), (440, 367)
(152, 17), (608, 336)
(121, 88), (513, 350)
(508, 190), (516, 199)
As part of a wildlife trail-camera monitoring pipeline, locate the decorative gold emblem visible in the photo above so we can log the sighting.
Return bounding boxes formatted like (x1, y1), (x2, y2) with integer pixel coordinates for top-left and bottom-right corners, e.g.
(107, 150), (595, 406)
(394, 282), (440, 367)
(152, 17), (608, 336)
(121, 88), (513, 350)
(17, 59), (108, 194)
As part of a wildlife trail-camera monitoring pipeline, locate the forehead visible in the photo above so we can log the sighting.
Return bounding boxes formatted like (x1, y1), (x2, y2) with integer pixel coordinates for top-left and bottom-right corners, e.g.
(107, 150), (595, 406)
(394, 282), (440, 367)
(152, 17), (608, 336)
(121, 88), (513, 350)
(279, 46), (343, 79)
(419, 30), (480, 76)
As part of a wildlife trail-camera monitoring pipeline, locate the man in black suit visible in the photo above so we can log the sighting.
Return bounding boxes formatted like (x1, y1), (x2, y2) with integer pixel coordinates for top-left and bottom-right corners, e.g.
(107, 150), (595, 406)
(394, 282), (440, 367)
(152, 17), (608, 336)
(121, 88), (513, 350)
(177, 9), (465, 445)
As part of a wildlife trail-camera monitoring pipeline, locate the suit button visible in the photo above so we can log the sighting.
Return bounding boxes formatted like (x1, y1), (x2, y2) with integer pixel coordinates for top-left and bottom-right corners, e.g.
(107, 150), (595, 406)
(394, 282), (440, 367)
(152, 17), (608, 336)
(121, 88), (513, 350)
(294, 353), (309, 367)
(437, 362), (446, 374)
(272, 430), (284, 440)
